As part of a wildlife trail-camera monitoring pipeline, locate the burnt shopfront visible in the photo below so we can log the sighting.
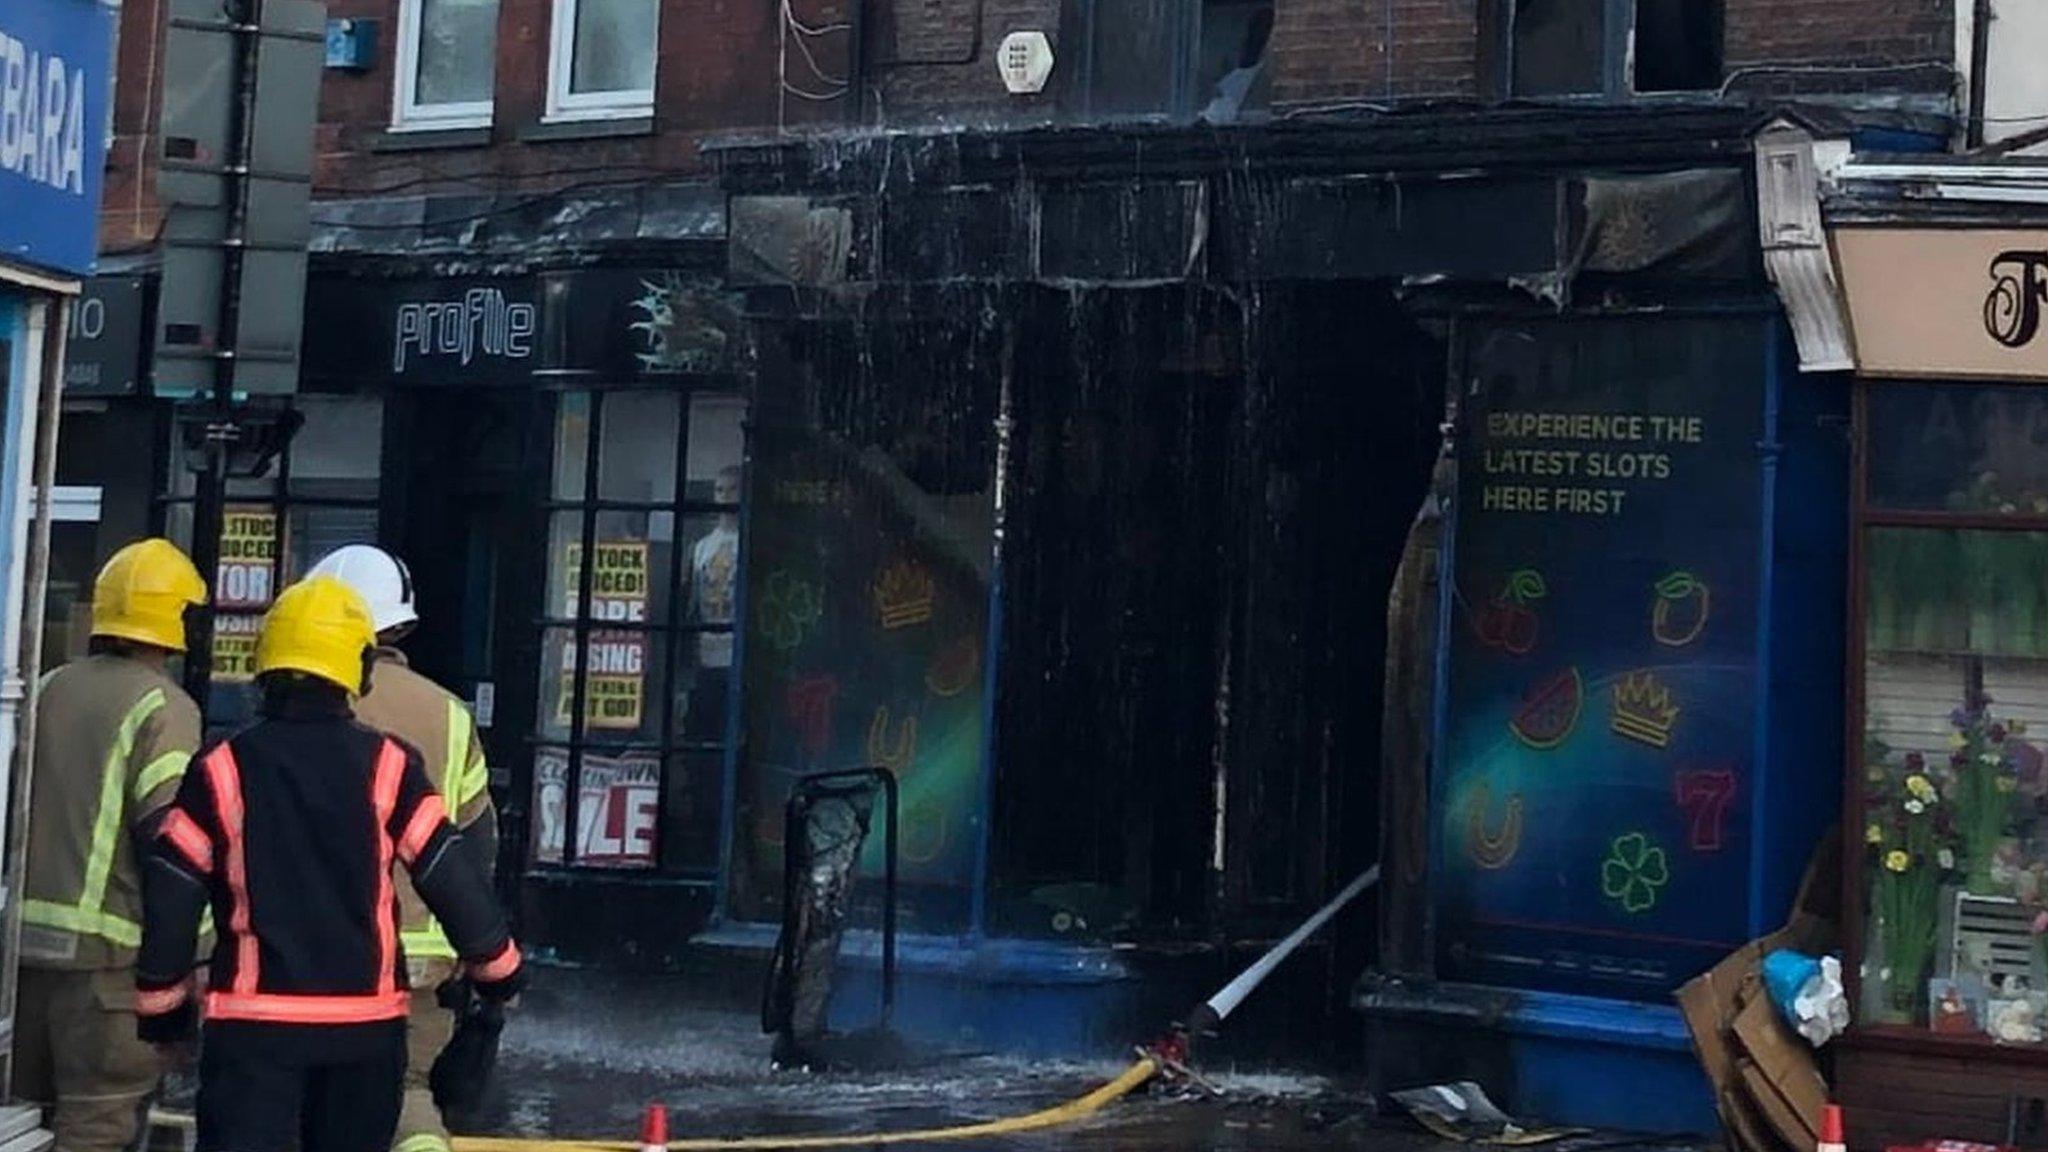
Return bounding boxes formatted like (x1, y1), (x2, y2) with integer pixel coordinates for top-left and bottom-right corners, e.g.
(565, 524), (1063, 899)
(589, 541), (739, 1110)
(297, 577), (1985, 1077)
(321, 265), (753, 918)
(707, 107), (1857, 1093)
(153, 253), (753, 957)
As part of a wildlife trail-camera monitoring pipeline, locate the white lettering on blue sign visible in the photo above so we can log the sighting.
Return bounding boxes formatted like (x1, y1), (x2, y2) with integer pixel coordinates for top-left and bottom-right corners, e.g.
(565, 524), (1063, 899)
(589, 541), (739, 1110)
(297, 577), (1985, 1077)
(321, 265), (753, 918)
(0, 31), (86, 197)
(392, 288), (537, 374)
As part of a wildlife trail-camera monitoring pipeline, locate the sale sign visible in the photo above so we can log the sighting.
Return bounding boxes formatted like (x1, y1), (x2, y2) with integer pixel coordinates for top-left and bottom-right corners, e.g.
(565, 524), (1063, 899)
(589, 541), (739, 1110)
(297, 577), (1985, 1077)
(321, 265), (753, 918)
(532, 748), (660, 868)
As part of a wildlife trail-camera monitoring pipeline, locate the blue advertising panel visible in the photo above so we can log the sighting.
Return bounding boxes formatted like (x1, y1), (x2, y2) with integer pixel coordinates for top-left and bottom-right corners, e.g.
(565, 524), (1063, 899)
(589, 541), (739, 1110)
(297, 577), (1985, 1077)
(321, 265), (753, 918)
(0, 0), (113, 278)
(1438, 315), (1769, 1000)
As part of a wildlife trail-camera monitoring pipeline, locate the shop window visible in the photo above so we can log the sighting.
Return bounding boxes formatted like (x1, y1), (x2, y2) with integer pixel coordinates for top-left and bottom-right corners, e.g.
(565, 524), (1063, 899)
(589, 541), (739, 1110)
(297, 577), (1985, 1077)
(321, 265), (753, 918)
(393, 0), (498, 130)
(1855, 382), (2048, 1043)
(545, 0), (657, 122)
(532, 389), (744, 873)
(160, 395), (384, 728)
(734, 327), (998, 936)
(1505, 0), (1721, 98)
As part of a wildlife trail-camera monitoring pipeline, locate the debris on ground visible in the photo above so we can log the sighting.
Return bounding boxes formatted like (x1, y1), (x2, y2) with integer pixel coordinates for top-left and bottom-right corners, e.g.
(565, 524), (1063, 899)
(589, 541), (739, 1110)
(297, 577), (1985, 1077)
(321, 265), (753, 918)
(1389, 1082), (1588, 1146)
(1678, 831), (1840, 1152)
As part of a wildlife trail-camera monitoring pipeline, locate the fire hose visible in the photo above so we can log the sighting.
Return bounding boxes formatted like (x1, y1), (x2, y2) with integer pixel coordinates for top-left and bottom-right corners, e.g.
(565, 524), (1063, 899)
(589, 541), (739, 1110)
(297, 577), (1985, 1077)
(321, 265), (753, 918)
(450, 864), (1379, 1152)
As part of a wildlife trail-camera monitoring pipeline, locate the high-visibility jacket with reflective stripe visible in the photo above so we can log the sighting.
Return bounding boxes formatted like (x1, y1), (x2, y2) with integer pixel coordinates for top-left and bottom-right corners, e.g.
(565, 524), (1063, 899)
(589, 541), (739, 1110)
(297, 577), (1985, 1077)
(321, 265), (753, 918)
(135, 691), (518, 1031)
(352, 650), (496, 964)
(22, 655), (201, 970)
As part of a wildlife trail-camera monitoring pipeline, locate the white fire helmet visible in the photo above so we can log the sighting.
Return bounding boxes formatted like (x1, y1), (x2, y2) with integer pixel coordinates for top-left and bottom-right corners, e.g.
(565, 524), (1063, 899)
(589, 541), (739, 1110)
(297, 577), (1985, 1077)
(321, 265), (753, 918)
(305, 544), (418, 635)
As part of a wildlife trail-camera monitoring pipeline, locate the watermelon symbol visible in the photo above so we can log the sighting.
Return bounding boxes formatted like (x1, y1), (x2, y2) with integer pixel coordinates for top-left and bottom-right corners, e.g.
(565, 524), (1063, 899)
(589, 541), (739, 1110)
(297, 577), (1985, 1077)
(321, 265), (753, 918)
(1509, 667), (1583, 750)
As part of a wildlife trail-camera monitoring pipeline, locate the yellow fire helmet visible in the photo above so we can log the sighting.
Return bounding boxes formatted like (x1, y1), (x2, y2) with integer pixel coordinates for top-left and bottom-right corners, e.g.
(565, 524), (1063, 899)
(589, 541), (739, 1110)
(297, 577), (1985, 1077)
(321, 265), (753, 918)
(254, 576), (377, 695)
(91, 538), (208, 653)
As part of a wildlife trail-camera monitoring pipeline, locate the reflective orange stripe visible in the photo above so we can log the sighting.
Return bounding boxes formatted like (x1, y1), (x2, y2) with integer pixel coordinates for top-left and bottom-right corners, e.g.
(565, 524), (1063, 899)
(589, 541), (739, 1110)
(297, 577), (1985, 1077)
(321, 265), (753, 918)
(159, 809), (213, 874)
(397, 793), (446, 866)
(135, 982), (192, 1017)
(371, 740), (405, 997)
(471, 940), (520, 983)
(205, 990), (409, 1025)
(204, 746), (259, 995)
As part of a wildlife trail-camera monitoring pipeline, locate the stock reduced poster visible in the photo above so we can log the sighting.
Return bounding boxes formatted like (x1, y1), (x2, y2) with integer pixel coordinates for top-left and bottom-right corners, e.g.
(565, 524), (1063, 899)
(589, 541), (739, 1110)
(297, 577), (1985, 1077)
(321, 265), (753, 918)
(554, 541), (650, 730)
(1439, 317), (1767, 1000)
(210, 506), (278, 683)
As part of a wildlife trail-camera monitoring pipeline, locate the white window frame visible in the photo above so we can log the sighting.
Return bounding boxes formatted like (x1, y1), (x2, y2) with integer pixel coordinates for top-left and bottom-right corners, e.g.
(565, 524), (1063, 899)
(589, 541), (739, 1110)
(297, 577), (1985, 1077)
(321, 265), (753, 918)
(545, 0), (657, 122)
(391, 0), (495, 132)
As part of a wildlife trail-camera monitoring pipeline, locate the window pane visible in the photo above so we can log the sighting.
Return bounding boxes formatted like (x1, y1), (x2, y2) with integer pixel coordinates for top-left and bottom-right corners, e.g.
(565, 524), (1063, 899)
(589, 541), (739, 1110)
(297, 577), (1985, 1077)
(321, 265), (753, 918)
(1632, 0), (1721, 92)
(290, 396), (382, 498)
(676, 658), (731, 744)
(570, 0), (656, 96)
(683, 511), (738, 668)
(1513, 0), (1604, 96)
(1867, 528), (2048, 658)
(1869, 384), (2048, 516)
(415, 0), (497, 106)
(687, 394), (746, 499)
(662, 749), (724, 871)
(1859, 528), (2048, 1035)
(599, 391), (679, 502)
(546, 510), (676, 625)
(285, 505), (379, 583)
(535, 626), (669, 743)
(553, 393), (592, 501)
(533, 745), (661, 868)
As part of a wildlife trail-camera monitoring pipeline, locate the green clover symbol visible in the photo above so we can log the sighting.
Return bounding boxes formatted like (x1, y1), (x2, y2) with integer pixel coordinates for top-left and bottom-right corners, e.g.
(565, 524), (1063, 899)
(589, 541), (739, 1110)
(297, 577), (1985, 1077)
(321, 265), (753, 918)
(759, 570), (823, 651)
(1601, 832), (1669, 915)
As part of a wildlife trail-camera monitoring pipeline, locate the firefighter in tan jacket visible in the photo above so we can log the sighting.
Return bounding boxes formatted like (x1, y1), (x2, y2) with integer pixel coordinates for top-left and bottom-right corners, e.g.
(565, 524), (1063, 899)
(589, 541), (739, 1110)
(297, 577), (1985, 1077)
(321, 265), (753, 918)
(18, 538), (207, 1152)
(307, 545), (497, 1152)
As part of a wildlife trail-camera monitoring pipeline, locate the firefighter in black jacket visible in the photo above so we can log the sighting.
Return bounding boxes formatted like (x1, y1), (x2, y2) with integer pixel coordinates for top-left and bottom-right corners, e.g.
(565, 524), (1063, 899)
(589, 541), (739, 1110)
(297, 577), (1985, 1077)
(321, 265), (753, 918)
(132, 576), (524, 1152)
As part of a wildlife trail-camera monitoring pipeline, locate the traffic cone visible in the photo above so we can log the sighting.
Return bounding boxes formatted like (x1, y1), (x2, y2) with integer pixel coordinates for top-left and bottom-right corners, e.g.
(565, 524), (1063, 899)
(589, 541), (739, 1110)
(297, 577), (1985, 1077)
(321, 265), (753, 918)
(1818, 1103), (1846, 1152)
(639, 1103), (669, 1152)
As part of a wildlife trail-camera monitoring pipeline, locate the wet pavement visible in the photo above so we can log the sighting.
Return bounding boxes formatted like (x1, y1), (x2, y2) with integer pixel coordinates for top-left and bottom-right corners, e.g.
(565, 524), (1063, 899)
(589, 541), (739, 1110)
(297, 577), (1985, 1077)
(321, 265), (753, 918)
(453, 969), (1708, 1152)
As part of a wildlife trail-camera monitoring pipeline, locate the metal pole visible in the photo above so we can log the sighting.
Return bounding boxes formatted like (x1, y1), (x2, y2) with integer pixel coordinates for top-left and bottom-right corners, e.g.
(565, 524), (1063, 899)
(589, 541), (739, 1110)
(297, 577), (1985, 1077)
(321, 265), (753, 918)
(1183, 864), (1380, 1035)
(181, 0), (262, 708)
(880, 767), (897, 1028)
(0, 297), (70, 1097)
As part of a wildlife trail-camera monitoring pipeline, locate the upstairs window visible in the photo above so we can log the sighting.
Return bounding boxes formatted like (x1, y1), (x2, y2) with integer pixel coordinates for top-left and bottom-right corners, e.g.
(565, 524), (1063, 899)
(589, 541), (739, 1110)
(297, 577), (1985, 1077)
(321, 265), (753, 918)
(546, 0), (658, 121)
(1507, 0), (1722, 98)
(394, 0), (498, 129)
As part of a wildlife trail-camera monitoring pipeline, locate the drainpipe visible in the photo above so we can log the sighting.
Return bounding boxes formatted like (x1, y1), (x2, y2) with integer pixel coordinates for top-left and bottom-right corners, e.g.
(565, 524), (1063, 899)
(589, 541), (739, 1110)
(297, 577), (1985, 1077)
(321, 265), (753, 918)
(0, 296), (66, 1099)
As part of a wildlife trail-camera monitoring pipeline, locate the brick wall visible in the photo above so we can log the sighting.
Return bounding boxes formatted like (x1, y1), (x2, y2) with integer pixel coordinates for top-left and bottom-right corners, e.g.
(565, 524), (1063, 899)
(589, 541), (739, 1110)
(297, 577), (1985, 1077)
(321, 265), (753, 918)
(1723, 0), (1952, 94)
(1267, 0), (1479, 105)
(1264, 0), (1953, 109)
(101, 0), (170, 253)
(867, 0), (1063, 123)
(309, 0), (837, 199)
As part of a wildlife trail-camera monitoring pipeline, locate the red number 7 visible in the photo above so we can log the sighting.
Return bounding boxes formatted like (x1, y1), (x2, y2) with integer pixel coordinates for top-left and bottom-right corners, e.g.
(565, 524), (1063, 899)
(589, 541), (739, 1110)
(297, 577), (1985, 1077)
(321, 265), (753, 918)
(1675, 769), (1738, 852)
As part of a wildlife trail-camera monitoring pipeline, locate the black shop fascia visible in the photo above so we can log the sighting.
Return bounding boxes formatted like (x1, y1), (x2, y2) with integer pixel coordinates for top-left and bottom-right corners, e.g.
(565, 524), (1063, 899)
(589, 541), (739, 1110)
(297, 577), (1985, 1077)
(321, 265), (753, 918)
(293, 258), (753, 960)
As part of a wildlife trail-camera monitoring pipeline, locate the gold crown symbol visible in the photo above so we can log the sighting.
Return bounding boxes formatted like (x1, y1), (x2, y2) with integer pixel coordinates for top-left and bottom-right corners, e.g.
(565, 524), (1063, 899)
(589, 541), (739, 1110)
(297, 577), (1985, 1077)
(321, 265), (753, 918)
(873, 560), (935, 630)
(1611, 671), (1680, 749)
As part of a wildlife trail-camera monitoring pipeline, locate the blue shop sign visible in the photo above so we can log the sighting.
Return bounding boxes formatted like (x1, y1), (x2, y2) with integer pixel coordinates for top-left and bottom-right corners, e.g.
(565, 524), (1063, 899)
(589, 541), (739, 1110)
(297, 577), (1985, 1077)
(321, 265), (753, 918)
(0, 0), (112, 279)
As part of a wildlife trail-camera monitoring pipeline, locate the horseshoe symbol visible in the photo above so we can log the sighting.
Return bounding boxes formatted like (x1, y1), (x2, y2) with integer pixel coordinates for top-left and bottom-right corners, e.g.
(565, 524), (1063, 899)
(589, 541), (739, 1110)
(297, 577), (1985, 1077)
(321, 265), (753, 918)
(1465, 784), (1524, 871)
(867, 706), (918, 774)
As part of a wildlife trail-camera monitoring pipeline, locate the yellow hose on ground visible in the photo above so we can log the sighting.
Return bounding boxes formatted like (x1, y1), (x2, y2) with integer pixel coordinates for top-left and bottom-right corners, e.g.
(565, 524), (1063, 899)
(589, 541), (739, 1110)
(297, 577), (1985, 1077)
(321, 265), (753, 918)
(451, 1056), (1161, 1152)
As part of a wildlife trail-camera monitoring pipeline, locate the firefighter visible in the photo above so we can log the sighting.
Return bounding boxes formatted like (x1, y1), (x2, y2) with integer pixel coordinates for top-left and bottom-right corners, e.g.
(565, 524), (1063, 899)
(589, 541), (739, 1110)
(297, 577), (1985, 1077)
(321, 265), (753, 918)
(18, 538), (207, 1152)
(132, 577), (523, 1152)
(306, 544), (496, 1152)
